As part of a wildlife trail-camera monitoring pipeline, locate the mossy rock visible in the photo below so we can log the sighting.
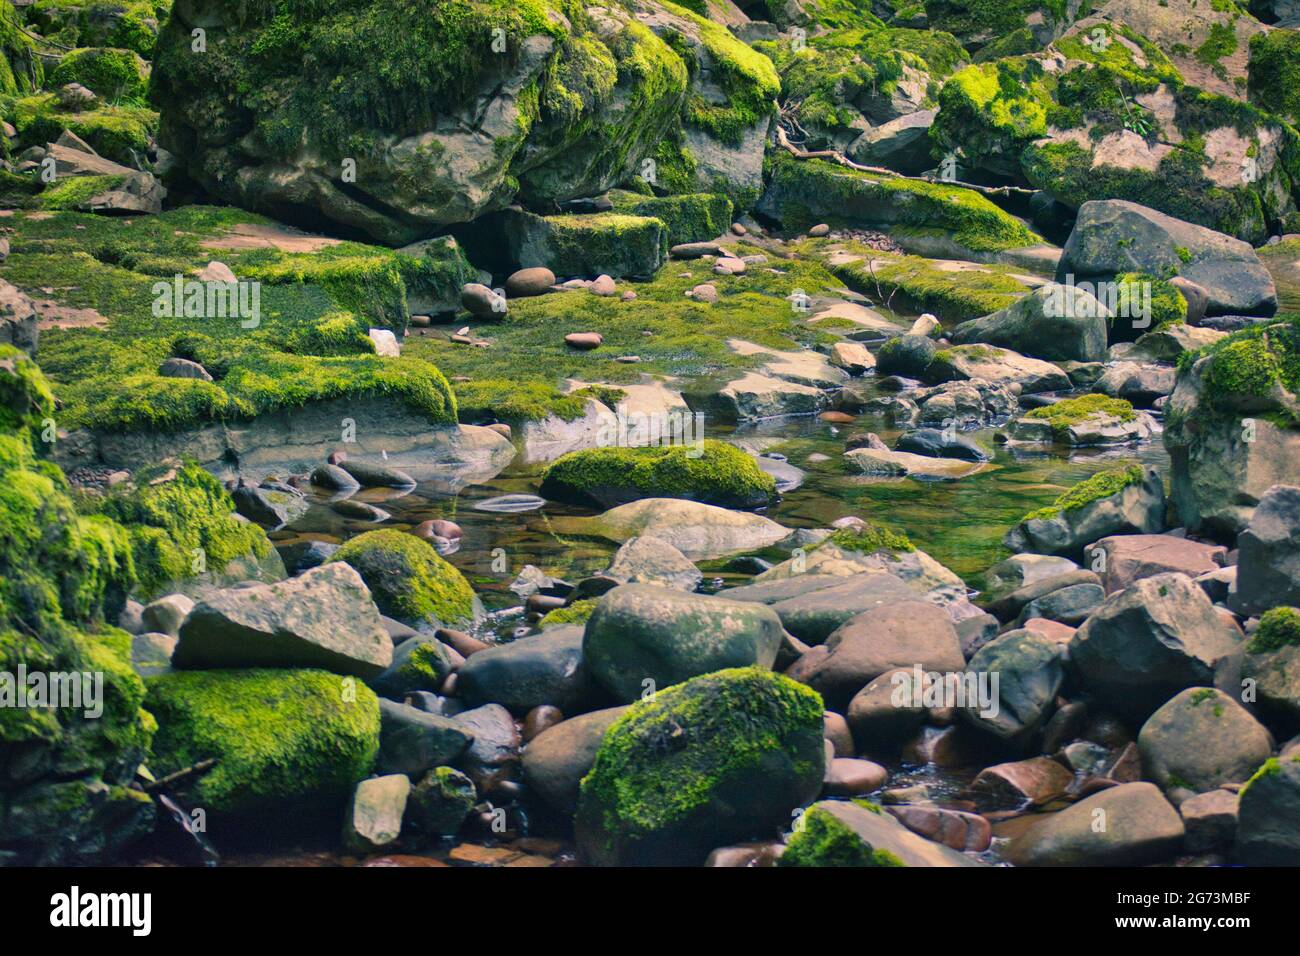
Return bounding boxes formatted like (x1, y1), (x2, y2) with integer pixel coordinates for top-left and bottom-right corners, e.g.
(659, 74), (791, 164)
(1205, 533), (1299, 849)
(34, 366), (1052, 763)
(539, 439), (777, 509)
(50, 47), (150, 103)
(500, 209), (668, 280)
(758, 153), (1040, 254)
(330, 529), (477, 628)
(1248, 28), (1300, 124)
(7, 92), (156, 166)
(26, 0), (168, 56)
(608, 189), (733, 247)
(146, 668), (380, 825)
(575, 665), (825, 865)
(779, 804), (906, 867)
(1247, 606), (1300, 654)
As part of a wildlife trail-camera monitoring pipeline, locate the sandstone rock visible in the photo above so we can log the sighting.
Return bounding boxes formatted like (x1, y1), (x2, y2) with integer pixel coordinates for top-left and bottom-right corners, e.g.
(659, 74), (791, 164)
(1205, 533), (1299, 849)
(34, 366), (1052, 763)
(1006, 782), (1184, 866)
(1138, 688), (1274, 793)
(1087, 534), (1227, 594)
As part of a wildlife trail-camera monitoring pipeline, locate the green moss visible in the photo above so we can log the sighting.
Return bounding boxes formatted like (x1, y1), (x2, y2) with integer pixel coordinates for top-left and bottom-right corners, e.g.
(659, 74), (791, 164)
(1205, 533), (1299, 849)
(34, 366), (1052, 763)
(37, 174), (126, 211)
(26, 0), (168, 56)
(1020, 463), (1145, 522)
(779, 806), (906, 867)
(145, 668), (380, 820)
(6, 92), (156, 166)
(50, 47), (150, 103)
(1248, 29), (1300, 123)
(817, 522), (915, 555)
(539, 439), (777, 509)
(576, 666), (825, 864)
(331, 528), (476, 627)
(1025, 394), (1137, 431)
(539, 598), (596, 629)
(608, 190), (733, 247)
(1115, 272), (1188, 328)
(1247, 606), (1300, 654)
(86, 460), (272, 600)
(0, 0), (41, 95)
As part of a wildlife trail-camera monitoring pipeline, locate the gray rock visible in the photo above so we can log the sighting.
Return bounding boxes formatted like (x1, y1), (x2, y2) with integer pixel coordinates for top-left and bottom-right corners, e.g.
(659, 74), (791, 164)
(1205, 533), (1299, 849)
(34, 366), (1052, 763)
(1233, 484), (1300, 615)
(173, 563), (393, 678)
(310, 463), (361, 492)
(950, 283), (1109, 362)
(982, 554), (1080, 597)
(1069, 573), (1244, 720)
(1181, 788), (1239, 853)
(1093, 362), (1176, 407)
(338, 458), (416, 488)
(1138, 688), (1274, 793)
(369, 635), (457, 699)
(895, 428), (991, 461)
(605, 535), (702, 592)
(792, 799), (984, 866)
(1013, 582), (1105, 626)
(961, 628), (1065, 747)
(926, 344), (1072, 394)
(452, 703), (521, 791)
(231, 482), (309, 528)
(847, 109), (937, 174)
(1235, 755), (1300, 865)
(1058, 200), (1277, 316)
(130, 632), (176, 678)
(141, 593), (193, 638)
(404, 767), (476, 839)
(377, 698), (473, 776)
(583, 584), (784, 702)
(456, 625), (594, 713)
(0, 279), (38, 355)
(876, 334), (936, 378)
(985, 570), (1104, 622)
(1006, 782), (1184, 866)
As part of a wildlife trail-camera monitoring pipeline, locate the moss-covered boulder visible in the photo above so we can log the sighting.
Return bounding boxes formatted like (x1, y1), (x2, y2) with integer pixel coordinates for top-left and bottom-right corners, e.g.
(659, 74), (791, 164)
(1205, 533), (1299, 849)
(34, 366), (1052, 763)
(950, 282), (1110, 363)
(1004, 463), (1165, 558)
(1011, 393), (1155, 445)
(1163, 319), (1300, 537)
(498, 209), (667, 280)
(49, 47), (149, 103)
(575, 666), (825, 865)
(607, 189), (732, 247)
(330, 529), (477, 628)
(1137, 687), (1274, 794)
(1235, 754), (1300, 865)
(1248, 27), (1300, 124)
(25, 0), (168, 57)
(758, 153), (1041, 258)
(146, 668), (380, 824)
(539, 439), (777, 509)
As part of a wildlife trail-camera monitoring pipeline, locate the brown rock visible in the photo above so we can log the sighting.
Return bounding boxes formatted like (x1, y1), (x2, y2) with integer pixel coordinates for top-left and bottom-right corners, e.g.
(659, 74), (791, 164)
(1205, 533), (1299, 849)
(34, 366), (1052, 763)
(809, 223), (831, 237)
(973, 757), (1074, 807)
(565, 332), (603, 350)
(1086, 534), (1227, 594)
(436, 627), (490, 658)
(823, 757), (888, 796)
(504, 267), (556, 298)
(886, 805), (992, 852)
(819, 410), (856, 424)
(523, 704), (564, 742)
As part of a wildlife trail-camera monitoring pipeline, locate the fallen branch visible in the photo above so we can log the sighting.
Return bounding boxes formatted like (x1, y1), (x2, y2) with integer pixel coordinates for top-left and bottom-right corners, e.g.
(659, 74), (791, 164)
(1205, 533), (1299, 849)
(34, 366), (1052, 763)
(773, 124), (1039, 199)
(144, 759), (217, 793)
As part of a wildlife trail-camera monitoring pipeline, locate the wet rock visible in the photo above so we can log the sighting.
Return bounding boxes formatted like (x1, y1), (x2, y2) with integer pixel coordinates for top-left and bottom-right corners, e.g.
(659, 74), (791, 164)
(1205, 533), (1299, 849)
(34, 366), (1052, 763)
(695, 370), (826, 421)
(174, 563), (392, 678)
(474, 493), (547, 513)
(451, 703), (520, 792)
(339, 459), (416, 489)
(983, 554), (1080, 597)
(824, 711), (854, 757)
(1138, 688), (1274, 793)
(522, 705), (564, 742)
(330, 498), (390, 522)
(895, 428), (991, 461)
(606, 535), (702, 592)
(876, 334), (936, 378)
(844, 446), (987, 480)
(1007, 782), (1184, 866)
(584, 584), (784, 702)
(824, 758), (888, 797)
(1069, 573), (1244, 721)
(342, 774), (409, 853)
(521, 706), (628, 815)
(310, 463), (361, 492)
(279, 539), (340, 573)
(370, 635), (458, 698)
(377, 699), (473, 776)
(973, 757), (1073, 808)
(413, 518), (462, 542)
(232, 481), (309, 528)
(456, 624), (594, 714)
(885, 805), (991, 852)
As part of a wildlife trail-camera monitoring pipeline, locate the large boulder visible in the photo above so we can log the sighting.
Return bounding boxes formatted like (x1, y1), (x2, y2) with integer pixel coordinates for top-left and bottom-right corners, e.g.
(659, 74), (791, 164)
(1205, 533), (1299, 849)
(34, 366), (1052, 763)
(770, 572), (922, 644)
(1163, 320), (1300, 537)
(0, 279), (38, 355)
(1240, 607), (1300, 728)
(496, 209), (667, 280)
(961, 628), (1065, 749)
(150, 0), (774, 243)
(1058, 201), (1277, 317)
(1069, 573), (1244, 720)
(587, 497), (790, 560)
(1006, 782), (1185, 866)
(1004, 465), (1166, 560)
(926, 344), (1072, 394)
(779, 800), (982, 867)
(172, 563), (393, 679)
(1088, 534), (1227, 594)
(950, 283), (1110, 362)
(1138, 688), (1274, 793)
(146, 669), (381, 823)
(583, 584), (784, 701)
(575, 667), (825, 866)
(1233, 484), (1300, 615)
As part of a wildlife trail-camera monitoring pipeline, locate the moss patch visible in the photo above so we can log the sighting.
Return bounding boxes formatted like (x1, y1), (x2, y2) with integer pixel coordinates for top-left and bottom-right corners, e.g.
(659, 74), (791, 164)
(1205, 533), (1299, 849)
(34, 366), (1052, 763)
(331, 528), (475, 627)
(539, 598), (596, 629)
(539, 439), (777, 509)
(1247, 606), (1300, 654)
(1020, 463), (1145, 522)
(816, 522), (915, 555)
(779, 805), (905, 867)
